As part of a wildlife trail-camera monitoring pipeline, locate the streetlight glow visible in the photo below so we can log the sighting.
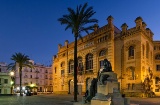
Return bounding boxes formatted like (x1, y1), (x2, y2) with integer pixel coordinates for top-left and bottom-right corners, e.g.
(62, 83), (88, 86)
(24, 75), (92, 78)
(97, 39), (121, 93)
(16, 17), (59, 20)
(10, 71), (14, 76)
(22, 87), (25, 90)
(10, 81), (14, 85)
(30, 84), (35, 87)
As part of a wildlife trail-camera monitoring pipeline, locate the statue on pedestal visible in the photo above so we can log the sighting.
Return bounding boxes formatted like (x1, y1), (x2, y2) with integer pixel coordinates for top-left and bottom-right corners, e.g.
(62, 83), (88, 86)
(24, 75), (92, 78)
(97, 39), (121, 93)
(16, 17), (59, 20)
(103, 59), (112, 72)
(98, 59), (112, 85)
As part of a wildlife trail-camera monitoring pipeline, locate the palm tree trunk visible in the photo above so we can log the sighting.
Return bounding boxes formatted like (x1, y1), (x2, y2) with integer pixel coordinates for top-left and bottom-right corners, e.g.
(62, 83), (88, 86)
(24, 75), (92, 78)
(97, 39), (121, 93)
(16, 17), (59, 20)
(19, 67), (22, 96)
(74, 36), (78, 101)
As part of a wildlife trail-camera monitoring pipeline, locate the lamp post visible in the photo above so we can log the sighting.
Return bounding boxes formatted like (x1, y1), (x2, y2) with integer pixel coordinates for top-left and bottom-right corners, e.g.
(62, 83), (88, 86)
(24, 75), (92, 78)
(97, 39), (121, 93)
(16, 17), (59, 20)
(10, 71), (15, 95)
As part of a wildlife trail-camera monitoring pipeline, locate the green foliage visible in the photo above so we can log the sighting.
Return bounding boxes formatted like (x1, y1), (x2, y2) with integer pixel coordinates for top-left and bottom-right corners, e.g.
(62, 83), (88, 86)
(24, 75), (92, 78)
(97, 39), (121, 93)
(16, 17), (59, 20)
(58, 2), (97, 101)
(142, 68), (155, 97)
(58, 2), (98, 37)
(8, 52), (34, 71)
(8, 52), (34, 96)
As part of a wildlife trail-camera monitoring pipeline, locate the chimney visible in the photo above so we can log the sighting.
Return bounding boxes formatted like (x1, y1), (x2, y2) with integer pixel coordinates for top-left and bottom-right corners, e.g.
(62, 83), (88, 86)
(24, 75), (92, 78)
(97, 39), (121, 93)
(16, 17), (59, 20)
(53, 55), (57, 60)
(65, 40), (69, 47)
(107, 15), (114, 26)
(58, 44), (62, 51)
(135, 16), (143, 29)
(121, 23), (128, 34)
(94, 24), (99, 31)
(142, 22), (147, 29)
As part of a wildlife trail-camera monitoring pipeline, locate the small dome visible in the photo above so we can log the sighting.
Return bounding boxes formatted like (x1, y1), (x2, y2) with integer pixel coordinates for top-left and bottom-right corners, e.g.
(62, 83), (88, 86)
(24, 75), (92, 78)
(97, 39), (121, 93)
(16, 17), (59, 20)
(121, 23), (128, 28)
(135, 16), (143, 22)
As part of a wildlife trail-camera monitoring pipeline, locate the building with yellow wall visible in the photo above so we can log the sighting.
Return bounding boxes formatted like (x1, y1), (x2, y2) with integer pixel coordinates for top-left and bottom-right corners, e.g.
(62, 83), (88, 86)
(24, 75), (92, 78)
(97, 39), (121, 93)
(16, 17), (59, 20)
(52, 16), (160, 96)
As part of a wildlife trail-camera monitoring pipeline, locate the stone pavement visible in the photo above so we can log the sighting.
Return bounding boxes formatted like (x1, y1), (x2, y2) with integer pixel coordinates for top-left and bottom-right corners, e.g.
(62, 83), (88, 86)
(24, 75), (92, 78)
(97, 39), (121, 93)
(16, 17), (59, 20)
(0, 94), (160, 105)
(0, 94), (76, 105)
(129, 97), (160, 105)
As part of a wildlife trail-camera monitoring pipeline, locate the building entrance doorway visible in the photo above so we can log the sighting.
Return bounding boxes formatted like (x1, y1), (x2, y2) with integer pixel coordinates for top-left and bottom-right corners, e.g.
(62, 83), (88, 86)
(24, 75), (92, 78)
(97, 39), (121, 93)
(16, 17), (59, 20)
(68, 80), (74, 94)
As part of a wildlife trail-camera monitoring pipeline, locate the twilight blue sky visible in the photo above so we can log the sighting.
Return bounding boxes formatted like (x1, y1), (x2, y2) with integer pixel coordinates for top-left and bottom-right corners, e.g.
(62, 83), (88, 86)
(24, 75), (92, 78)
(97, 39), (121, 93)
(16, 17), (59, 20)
(0, 0), (160, 65)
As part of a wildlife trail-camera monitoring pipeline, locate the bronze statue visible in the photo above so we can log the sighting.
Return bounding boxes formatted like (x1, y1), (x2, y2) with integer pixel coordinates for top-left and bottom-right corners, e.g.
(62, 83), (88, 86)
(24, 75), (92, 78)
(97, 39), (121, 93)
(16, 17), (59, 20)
(97, 59), (112, 85)
(103, 59), (112, 72)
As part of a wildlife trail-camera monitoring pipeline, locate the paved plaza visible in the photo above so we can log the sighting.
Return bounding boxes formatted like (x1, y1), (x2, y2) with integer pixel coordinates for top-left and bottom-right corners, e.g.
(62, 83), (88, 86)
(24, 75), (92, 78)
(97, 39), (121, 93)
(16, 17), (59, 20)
(0, 94), (160, 105)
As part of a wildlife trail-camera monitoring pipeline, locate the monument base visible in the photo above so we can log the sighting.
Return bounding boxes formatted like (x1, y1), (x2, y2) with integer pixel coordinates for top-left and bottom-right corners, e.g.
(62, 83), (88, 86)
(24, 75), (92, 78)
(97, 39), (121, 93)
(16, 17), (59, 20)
(73, 102), (90, 105)
(112, 98), (124, 105)
(91, 99), (111, 105)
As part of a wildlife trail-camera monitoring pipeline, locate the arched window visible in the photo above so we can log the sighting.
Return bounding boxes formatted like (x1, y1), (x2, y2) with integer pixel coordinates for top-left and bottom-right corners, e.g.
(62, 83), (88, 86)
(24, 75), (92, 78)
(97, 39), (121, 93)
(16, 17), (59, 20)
(45, 70), (48, 73)
(142, 44), (145, 57)
(155, 77), (160, 84)
(146, 42), (149, 58)
(155, 54), (160, 60)
(128, 46), (134, 58)
(60, 61), (65, 67)
(99, 50), (106, 56)
(86, 53), (93, 70)
(54, 67), (57, 74)
(78, 57), (83, 72)
(69, 60), (74, 73)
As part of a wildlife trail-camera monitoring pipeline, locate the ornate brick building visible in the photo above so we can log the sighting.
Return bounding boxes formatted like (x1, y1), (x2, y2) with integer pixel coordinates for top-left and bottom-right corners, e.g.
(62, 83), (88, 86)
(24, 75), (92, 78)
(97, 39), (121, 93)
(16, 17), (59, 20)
(52, 16), (160, 96)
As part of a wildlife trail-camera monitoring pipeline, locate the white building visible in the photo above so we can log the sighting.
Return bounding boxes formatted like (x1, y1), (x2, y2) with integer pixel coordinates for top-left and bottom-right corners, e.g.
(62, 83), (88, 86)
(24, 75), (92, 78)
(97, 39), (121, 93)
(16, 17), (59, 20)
(0, 62), (12, 95)
(14, 60), (53, 93)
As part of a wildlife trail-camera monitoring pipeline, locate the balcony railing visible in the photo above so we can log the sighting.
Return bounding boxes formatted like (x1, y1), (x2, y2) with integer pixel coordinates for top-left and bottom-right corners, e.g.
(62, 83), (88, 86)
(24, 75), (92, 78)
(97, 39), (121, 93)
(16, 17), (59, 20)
(85, 69), (93, 74)
(24, 69), (28, 72)
(35, 77), (39, 79)
(35, 70), (40, 73)
(24, 83), (28, 85)
(24, 76), (28, 78)
(49, 78), (53, 80)
(45, 77), (48, 79)
(78, 71), (83, 75)
(68, 72), (73, 75)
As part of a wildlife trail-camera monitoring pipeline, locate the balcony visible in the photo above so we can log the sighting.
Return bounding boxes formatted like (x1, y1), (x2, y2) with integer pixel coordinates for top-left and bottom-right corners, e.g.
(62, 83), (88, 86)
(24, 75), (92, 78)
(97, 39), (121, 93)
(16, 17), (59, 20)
(35, 77), (39, 79)
(68, 72), (74, 76)
(45, 71), (48, 73)
(78, 71), (83, 75)
(49, 78), (53, 80)
(24, 82), (28, 85)
(24, 75), (28, 78)
(35, 70), (39, 73)
(24, 69), (28, 72)
(85, 69), (93, 74)
(45, 77), (48, 79)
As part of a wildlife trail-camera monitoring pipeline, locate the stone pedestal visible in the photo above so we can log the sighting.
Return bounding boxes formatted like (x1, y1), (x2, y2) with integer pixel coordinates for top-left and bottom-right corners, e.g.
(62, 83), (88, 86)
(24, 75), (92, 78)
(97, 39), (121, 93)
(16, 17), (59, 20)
(91, 72), (129, 105)
(112, 98), (124, 105)
(91, 99), (111, 105)
(74, 69), (130, 105)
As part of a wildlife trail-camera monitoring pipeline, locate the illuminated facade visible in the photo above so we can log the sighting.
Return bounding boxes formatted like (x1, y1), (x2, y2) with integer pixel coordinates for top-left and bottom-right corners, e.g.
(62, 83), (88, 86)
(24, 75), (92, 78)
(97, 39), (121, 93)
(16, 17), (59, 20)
(52, 16), (160, 96)
(14, 60), (53, 93)
(0, 62), (12, 95)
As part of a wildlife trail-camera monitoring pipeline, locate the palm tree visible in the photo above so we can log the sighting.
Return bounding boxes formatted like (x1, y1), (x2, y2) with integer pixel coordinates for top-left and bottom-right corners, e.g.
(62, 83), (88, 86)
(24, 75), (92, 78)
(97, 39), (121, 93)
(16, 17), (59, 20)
(8, 52), (33, 96)
(58, 3), (98, 101)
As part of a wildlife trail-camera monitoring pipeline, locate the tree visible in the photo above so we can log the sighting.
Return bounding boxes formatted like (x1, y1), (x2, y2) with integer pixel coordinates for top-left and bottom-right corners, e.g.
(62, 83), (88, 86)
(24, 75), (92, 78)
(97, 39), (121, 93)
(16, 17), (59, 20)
(142, 68), (155, 97)
(8, 52), (33, 96)
(58, 3), (98, 101)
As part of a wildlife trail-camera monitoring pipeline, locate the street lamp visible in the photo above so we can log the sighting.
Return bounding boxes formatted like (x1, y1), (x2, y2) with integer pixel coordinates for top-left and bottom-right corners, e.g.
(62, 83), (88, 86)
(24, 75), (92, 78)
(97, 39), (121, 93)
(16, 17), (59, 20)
(10, 71), (15, 94)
